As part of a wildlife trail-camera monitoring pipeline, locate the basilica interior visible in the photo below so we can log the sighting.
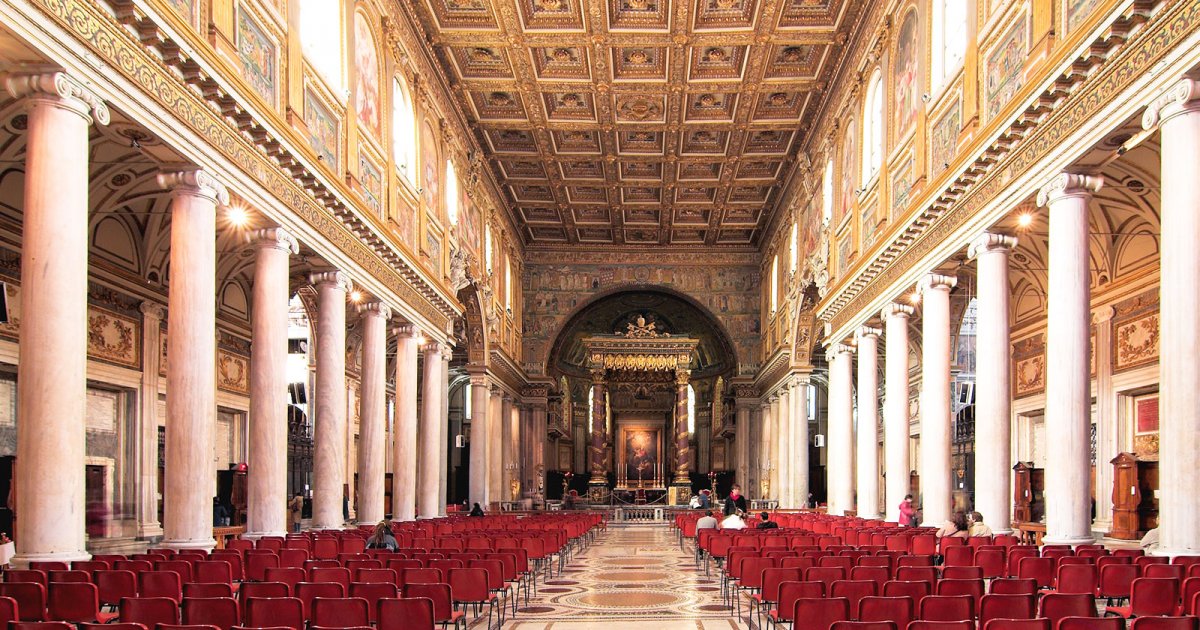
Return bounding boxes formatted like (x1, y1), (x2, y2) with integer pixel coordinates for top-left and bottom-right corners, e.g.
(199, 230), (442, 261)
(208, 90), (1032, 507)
(0, 0), (1196, 627)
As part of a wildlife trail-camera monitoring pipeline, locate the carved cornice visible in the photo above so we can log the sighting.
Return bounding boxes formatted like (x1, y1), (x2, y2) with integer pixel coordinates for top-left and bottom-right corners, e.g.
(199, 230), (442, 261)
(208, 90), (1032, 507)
(1036, 173), (1104, 207)
(1142, 77), (1200, 129)
(157, 168), (230, 206)
(4, 71), (110, 125)
(248, 227), (300, 255)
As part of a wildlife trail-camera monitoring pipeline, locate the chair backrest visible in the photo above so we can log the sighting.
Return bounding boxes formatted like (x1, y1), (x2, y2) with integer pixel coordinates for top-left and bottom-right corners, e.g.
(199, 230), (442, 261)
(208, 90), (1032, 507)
(936, 579), (984, 609)
(294, 582), (346, 618)
(852, 566), (891, 590)
(181, 597), (239, 630)
(1145, 564), (1187, 581)
(46, 582), (100, 623)
(907, 622), (973, 630)
(6, 571), (47, 586)
(881, 580), (930, 606)
(831, 580), (878, 619)
(309, 567), (351, 589)
(1017, 556), (1056, 589)
(119, 597), (180, 628)
(348, 582), (397, 623)
(377, 598), (434, 630)
(739, 558), (776, 589)
(981, 621), (1050, 630)
(1038, 592), (1096, 628)
(830, 622), (896, 630)
(975, 549), (1007, 579)
(942, 546), (974, 567)
(775, 581), (826, 621)
(355, 568), (399, 585)
(244, 554), (280, 582)
(792, 597), (849, 629)
(311, 596), (370, 628)
(47, 570), (89, 583)
(1099, 563), (1141, 599)
(447, 568), (491, 602)
(155, 561), (194, 583)
(895, 567), (937, 583)
(183, 583), (234, 599)
(918, 595), (974, 622)
(978, 593), (1036, 627)
(1129, 618), (1199, 630)
(988, 579), (1037, 595)
(858, 595), (913, 628)
(94, 570), (137, 607)
(1056, 563), (1099, 595)
(9, 622), (74, 630)
(238, 582), (290, 603)
(243, 597), (304, 630)
(0, 582), (46, 621)
(138, 571), (183, 603)
(401, 583), (454, 624)
(1131, 577), (1180, 617)
(1057, 618), (1124, 630)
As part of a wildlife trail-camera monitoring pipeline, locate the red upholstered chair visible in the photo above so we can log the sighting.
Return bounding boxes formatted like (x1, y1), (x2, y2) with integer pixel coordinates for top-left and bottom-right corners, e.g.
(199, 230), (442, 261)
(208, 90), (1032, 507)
(0, 595), (18, 628)
(975, 549), (1007, 579)
(989, 578), (1038, 595)
(180, 597), (239, 630)
(157, 623), (220, 630)
(1106, 577), (1180, 619)
(906, 623), (973, 630)
(138, 571), (183, 603)
(935, 579), (984, 611)
(978, 593), (1036, 628)
(0, 582), (46, 621)
(1145, 564), (1186, 581)
(81, 623), (146, 630)
(119, 597), (180, 628)
(348, 582), (397, 623)
(183, 584), (233, 599)
(858, 596), (913, 629)
(1056, 563), (1099, 595)
(941, 566), (984, 580)
(6, 571), (47, 587)
(237, 581), (289, 606)
(1017, 556), (1057, 590)
(1039, 593), (1096, 629)
(769, 581), (825, 629)
(832, 580), (879, 620)
(447, 568), (500, 629)
(752, 568), (802, 630)
(918, 595), (973, 622)
(10, 622), (74, 630)
(401, 583), (465, 630)
(882, 580), (931, 607)
(377, 597), (437, 630)
(310, 597), (370, 629)
(895, 567), (938, 583)
(792, 597), (850, 630)
(982, 621), (1051, 630)
(294, 582), (345, 619)
(46, 570), (89, 583)
(1129, 619), (1199, 630)
(244, 553), (279, 582)
(28, 563), (68, 573)
(242, 597), (303, 630)
(1099, 564), (1141, 604)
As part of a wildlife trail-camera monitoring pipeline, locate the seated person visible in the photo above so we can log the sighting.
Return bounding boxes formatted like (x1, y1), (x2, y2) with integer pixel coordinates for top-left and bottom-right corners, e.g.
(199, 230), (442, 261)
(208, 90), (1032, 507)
(936, 511), (970, 538)
(967, 511), (993, 537)
(721, 510), (747, 530)
(695, 510), (719, 531)
(756, 511), (779, 529)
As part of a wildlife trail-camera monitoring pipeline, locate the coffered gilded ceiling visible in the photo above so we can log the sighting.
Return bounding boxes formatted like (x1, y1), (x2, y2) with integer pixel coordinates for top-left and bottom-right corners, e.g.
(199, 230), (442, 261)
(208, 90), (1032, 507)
(413, 0), (867, 249)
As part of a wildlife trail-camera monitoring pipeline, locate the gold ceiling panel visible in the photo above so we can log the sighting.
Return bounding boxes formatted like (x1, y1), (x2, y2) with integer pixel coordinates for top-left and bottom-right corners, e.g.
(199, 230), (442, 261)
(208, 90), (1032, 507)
(412, 0), (866, 248)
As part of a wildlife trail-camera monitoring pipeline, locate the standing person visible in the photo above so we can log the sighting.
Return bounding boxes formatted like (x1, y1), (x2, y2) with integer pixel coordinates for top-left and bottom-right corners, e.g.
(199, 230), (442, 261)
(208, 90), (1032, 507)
(898, 494), (917, 527)
(698, 489), (711, 509)
(724, 484), (748, 516)
(365, 521), (397, 550)
(288, 492), (304, 533)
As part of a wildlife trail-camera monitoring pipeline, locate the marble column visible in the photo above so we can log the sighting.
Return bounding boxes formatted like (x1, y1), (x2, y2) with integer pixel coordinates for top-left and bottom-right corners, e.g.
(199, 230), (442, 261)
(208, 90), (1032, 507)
(1144, 80), (1200, 555)
(735, 397), (752, 493)
(759, 401), (773, 500)
(501, 395), (515, 501)
(392, 324), (419, 522)
(970, 232), (1017, 534)
(310, 271), (351, 530)
(137, 302), (166, 538)
(1037, 173), (1102, 544)
(856, 327), (882, 518)
(674, 370), (692, 487)
(159, 168), (226, 550)
(487, 385), (504, 503)
(468, 372), (490, 506)
(882, 303), (914, 522)
(355, 301), (390, 524)
(245, 228), (298, 538)
(417, 342), (443, 518)
(588, 370), (608, 486)
(6, 73), (108, 563)
(1092, 306), (1117, 534)
(827, 343), (855, 516)
(438, 346), (450, 515)
(919, 273), (957, 527)
(790, 376), (810, 509)
(777, 384), (791, 508)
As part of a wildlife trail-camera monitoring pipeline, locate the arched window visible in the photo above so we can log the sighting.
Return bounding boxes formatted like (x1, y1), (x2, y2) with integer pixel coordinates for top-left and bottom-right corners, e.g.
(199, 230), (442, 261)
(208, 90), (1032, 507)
(299, 0), (343, 89)
(789, 222), (799, 272)
(392, 77), (417, 184)
(861, 70), (884, 186)
(932, 0), (968, 93)
(770, 255), (779, 314)
(445, 159), (460, 225)
(822, 158), (834, 224)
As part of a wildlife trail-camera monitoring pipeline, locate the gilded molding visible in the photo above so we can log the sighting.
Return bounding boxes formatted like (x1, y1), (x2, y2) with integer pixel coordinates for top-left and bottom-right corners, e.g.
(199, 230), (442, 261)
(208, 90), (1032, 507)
(1142, 78), (1200, 129)
(1036, 173), (1103, 207)
(248, 227), (300, 255)
(4, 71), (110, 125)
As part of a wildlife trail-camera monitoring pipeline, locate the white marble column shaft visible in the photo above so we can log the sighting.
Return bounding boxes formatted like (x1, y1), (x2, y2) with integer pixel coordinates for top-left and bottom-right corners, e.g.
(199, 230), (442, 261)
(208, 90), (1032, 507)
(760, 402), (773, 500)
(919, 274), (956, 527)
(137, 303), (166, 538)
(392, 324), (419, 522)
(856, 327), (882, 518)
(469, 374), (491, 506)
(777, 386), (791, 509)
(827, 344), (855, 515)
(1038, 173), (1102, 544)
(437, 348), (450, 515)
(355, 301), (390, 524)
(246, 228), (298, 538)
(1144, 80), (1200, 555)
(882, 304), (914, 522)
(502, 395), (515, 500)
(6, 73), (108, 563)
(790, 376), (810, 509)
(160, 169), (226, 550)
(970, 233), (1017, 534)
(487, 386), (504, 503)
(417, 342), (443, 518)
(310, 271), (351, 530)
(735, 401), (751, 493)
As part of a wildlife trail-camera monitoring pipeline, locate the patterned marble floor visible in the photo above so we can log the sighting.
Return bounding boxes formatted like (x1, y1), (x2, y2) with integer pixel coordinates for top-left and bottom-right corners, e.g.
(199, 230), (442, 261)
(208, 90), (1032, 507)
(486, 524), (748, 629)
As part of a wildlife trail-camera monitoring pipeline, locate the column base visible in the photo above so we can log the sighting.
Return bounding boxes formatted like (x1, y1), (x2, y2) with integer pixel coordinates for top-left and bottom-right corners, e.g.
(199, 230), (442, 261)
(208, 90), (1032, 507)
(1151, 547), (1200, 558)
(138, 523), (164, 539)
(1042, 534), (1096, 546)
(12, 549), (91, 567)
(857, 511), (881, 519)
(159, 537), (217, 552)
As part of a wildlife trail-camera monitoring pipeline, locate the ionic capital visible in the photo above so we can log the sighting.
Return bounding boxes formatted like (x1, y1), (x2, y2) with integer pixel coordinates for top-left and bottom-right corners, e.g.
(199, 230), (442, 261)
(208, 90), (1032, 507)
(1036, 173), (1103, 208)
(968, 232), (1018, 259)
(421, 341), (441, 356)
(357, 300), (392, 321)
(5, 72), (109, 125)
(881, 303), (915, 320)
(392, 322), (418, 338)
(439, 342), (453, 361)
(855, 326), (881, 343)
(919, 273), (957, 294)
(139, 301), (166, 321)
(157, 168), (230, 206)
(309, 270), (352, 293)
(790, 375), (809, 390)
(469, 374), (490, 387)
(248, 227), (299, 254)
(1142, 78), (1200, 130)
(825, 342), (855, 362)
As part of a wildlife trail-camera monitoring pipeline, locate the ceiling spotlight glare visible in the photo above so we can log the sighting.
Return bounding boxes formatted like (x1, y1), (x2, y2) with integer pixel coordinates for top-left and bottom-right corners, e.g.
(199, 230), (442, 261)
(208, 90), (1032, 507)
(909, 292), (921, 305)
(226, 205), (250, 227)
(1017, 213), (1034, 228)
(350, 290), (363, 303)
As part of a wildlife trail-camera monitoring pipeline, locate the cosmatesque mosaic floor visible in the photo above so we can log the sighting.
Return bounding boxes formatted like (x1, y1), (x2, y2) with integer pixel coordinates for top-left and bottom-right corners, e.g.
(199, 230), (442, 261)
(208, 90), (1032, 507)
(480, 524), (749, 629)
